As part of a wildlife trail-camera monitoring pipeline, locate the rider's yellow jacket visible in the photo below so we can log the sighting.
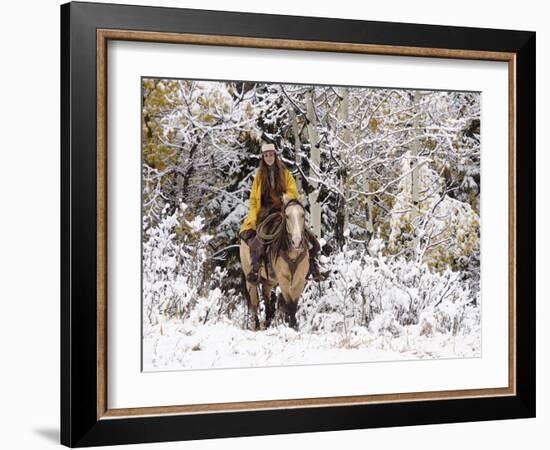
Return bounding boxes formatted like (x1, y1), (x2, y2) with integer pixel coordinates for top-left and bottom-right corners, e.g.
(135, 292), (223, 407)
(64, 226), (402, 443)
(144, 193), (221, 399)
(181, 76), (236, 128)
(239, 168), (298, 234)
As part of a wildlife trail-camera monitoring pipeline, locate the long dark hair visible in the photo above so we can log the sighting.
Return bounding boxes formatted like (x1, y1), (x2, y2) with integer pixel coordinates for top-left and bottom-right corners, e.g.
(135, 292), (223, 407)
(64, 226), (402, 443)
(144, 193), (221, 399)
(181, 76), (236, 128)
(258, 151), (286, 198)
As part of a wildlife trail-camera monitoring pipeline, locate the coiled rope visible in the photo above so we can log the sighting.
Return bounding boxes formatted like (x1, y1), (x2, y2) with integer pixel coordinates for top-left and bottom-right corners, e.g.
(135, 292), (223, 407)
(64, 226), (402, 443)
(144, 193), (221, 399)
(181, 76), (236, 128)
(256, 211), (285, 243)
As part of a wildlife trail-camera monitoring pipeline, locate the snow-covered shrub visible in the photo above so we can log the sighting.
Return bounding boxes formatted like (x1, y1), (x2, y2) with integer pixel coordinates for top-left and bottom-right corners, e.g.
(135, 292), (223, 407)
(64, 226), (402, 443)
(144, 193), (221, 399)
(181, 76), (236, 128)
(143, 203), (211, 327)
(143, 202), (246, 333)
(299, 242), (479, 339)
(369, 311), (404, 338)
(388, 156), (480, 273)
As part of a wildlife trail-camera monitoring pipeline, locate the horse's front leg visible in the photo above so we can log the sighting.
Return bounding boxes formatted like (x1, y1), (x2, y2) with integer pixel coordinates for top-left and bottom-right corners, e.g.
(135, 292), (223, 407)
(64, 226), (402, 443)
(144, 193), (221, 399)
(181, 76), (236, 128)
(286, 299), (298, 330)
(261, 282), (276, 328)
(288, 277), (307, 304)
(278, 285), (299, 331)
(285, 277), (309, 330)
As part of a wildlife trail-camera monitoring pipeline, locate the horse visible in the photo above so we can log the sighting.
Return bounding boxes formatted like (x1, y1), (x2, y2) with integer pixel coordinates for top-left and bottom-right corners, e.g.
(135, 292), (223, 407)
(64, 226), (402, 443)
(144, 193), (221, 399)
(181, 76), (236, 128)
(239, 194), (309, 331)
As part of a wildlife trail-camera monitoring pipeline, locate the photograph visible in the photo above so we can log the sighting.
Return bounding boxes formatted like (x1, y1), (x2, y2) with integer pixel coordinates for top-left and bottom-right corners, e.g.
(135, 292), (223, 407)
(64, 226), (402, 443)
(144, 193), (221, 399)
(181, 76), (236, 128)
(141, 78), (482, 371)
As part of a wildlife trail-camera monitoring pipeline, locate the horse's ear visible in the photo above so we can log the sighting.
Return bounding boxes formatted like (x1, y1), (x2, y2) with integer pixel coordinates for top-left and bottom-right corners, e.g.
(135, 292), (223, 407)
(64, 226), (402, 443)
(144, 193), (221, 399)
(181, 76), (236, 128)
(299, 193), (306, 205)
(282, 193), (290, 205)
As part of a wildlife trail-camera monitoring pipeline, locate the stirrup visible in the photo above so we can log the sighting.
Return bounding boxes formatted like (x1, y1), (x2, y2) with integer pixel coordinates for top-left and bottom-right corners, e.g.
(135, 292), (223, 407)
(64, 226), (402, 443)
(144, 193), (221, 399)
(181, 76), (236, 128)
(247, 270), (259, 284)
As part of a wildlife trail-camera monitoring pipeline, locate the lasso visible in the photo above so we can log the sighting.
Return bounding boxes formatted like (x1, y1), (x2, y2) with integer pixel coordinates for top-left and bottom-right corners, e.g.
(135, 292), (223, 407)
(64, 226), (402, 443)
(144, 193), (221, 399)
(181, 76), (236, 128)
(256, 211), (285, 243)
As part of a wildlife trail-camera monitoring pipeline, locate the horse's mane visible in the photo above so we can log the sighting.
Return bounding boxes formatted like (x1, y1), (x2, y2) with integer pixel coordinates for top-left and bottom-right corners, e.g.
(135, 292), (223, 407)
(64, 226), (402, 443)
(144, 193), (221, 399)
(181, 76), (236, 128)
(268, 219), (289, 261)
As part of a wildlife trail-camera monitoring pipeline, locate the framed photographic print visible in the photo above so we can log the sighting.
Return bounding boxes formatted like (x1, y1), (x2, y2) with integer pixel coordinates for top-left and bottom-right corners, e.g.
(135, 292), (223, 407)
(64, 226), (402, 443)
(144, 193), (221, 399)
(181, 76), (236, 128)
(60, 1), (536, 447)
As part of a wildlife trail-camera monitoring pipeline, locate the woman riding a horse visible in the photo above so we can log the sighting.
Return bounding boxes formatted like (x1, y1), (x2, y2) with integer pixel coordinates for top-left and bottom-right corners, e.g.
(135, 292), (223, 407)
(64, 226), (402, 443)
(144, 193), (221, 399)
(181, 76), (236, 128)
(239, 141), (322, 284)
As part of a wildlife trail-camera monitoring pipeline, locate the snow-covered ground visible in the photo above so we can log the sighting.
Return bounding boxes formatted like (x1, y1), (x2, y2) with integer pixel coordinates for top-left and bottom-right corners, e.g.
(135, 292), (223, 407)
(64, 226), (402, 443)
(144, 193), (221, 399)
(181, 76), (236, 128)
(143, 319), (480, 371)
(142, 208), (481, 372)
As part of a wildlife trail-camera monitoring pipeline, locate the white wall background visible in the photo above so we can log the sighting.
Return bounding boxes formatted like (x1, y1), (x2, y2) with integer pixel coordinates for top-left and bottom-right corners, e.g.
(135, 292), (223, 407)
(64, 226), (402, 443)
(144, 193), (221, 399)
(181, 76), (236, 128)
(0, 0), (544, 449)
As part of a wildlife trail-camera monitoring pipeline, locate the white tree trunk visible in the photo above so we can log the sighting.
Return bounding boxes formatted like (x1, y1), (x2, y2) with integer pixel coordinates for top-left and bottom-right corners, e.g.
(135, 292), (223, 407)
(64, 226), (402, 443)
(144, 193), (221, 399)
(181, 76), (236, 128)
(306, 89), (322, 238)
(288, 106), (302, 192)
(365, 196), (374, 238)
(411, 90), (422, 252)
(337, 87), (351, 237)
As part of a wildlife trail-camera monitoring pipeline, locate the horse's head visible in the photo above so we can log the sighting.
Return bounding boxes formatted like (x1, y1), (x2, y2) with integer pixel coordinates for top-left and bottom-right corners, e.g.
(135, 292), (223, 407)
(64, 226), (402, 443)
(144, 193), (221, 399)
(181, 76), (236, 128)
(283, 193), (306, 250)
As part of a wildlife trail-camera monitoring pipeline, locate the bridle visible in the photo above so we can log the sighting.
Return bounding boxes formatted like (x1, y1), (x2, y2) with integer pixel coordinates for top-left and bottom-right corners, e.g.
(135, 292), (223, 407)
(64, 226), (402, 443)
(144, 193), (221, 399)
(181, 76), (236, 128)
(280, 199), (308, 284)
(283, 199), (306, 251)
